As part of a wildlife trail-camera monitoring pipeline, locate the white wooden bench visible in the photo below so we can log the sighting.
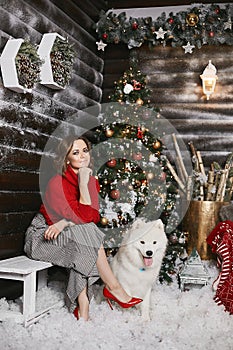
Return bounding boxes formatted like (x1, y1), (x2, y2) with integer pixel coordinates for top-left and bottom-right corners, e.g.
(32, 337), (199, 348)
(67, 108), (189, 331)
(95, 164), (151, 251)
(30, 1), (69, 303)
(0, 255), (64, 327)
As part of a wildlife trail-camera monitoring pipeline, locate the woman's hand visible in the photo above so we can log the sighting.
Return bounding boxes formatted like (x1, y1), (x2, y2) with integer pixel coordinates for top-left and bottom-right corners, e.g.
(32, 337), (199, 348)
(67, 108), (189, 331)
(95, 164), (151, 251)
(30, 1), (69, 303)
(78, 167), (92, 185)
(78, 167), (92, 205)
(44, 219), (73, 240)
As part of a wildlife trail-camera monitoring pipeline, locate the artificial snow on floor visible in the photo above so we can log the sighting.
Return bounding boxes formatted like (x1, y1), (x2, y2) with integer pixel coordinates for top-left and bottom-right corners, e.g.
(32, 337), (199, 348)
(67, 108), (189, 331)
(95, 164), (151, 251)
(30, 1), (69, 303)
(0, 262), (232, 350)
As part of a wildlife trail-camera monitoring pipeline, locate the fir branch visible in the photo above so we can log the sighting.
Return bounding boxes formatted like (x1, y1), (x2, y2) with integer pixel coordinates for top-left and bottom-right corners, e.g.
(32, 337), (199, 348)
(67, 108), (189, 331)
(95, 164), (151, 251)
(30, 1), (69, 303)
(95, 4), (233, 51)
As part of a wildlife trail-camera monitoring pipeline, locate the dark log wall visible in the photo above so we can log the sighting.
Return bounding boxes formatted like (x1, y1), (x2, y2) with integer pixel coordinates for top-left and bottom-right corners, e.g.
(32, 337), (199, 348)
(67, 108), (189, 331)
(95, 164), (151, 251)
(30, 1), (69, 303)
(0, 0), (107, 263)
(103, 42), (233, 169)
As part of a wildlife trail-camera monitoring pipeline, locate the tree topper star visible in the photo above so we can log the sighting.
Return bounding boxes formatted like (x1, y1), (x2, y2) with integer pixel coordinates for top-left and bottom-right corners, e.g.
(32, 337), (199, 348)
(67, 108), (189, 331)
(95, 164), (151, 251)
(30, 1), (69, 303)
(155, 27), (167, 40)
(182, 41), (195, 54)
(96, 40), (107, 51)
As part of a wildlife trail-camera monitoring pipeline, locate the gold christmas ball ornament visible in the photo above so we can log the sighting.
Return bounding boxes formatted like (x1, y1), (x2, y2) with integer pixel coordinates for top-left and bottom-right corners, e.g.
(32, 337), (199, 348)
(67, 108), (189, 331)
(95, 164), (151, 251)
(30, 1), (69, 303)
(186, 13), (199, 27)
(105, 129), (114, 137)
(136, 98), (144, 105)
(153, 140), (161, 149)
(100, 217), (108, 226)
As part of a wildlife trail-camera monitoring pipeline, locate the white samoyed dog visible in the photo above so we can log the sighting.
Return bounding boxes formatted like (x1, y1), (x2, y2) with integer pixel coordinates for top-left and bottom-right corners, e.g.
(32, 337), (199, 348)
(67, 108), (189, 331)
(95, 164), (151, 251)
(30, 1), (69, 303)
(110, 218), (168, 321)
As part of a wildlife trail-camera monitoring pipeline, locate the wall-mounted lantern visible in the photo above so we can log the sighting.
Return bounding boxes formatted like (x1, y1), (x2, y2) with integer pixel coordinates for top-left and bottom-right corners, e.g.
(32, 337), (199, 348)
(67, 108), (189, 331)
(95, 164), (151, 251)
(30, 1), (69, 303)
(200, 60), (218, 100)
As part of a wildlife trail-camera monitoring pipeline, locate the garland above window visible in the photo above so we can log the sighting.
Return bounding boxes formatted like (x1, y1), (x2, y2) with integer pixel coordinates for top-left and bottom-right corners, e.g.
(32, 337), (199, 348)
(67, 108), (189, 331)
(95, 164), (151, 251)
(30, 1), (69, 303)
(95, 3), (233, 53)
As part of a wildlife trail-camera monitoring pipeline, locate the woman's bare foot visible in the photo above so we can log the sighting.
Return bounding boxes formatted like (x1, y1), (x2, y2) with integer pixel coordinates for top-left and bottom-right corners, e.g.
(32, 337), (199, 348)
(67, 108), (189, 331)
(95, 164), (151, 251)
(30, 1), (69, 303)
(106, 283), (131, 303)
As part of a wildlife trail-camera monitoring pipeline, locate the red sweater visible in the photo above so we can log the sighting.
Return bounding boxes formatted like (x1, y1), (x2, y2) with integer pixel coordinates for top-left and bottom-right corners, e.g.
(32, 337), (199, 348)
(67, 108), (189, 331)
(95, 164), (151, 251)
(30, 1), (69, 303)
(40, 165), (100, 225)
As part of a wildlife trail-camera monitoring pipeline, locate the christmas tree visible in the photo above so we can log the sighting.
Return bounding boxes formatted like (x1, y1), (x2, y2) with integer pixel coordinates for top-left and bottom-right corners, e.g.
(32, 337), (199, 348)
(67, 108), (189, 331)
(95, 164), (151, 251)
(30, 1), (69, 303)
(90, 61), (189, 282)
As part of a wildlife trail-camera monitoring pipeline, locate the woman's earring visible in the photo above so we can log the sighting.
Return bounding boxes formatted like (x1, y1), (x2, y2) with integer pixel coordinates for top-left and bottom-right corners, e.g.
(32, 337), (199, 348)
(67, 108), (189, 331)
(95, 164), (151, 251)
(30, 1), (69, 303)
(67, 160), (70, 164)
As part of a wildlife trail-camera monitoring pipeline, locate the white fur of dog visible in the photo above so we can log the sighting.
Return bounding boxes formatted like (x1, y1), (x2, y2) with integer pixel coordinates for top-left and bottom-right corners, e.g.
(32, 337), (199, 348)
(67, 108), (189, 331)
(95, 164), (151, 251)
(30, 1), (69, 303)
(110, 218), (167, 321)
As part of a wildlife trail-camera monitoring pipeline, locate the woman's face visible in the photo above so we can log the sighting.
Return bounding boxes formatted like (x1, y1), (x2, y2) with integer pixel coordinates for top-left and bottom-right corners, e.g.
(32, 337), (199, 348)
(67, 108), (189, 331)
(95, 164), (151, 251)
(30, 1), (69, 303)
(66, 139), (90, 173)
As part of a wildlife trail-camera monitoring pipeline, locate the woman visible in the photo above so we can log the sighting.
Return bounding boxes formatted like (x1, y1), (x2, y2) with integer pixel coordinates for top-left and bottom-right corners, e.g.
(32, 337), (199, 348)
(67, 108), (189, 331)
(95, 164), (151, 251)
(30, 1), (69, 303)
(24, 135), (142, 321)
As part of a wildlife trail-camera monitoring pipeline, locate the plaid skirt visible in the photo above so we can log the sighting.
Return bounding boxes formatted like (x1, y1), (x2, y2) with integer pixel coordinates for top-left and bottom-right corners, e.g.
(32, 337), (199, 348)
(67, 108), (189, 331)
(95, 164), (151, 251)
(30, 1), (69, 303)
(24, 213), (105, 312)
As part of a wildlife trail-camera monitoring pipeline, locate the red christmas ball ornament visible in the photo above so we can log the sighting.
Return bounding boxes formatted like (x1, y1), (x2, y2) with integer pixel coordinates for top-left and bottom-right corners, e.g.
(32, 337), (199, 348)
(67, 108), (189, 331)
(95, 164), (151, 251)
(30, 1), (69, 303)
(102, 33), (108, 40)
(110, 189), (120, 200)
(132, 21), (139, 30)
(215, 6), (220, 14)
(169, 234), (178, 244)
(209, 31), (215, 37)
(168, 17), (174, 24)
(107, 159), (117, 168)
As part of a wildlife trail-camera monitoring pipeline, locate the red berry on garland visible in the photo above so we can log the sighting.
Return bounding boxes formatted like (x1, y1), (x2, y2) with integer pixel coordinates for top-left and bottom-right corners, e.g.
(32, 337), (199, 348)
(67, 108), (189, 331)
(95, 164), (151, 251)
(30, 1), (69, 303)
(133, 79), (141, 90)
(137, 126), (143, 139)
(168, 18), (174, 24)
(132, 22), (139, 30)
(110, 189), (120, 200)
(209, 31), (215, 37)
(102, 33), (108, 40)
(107, 159), (117, 168)
(215, 7), (220, 14)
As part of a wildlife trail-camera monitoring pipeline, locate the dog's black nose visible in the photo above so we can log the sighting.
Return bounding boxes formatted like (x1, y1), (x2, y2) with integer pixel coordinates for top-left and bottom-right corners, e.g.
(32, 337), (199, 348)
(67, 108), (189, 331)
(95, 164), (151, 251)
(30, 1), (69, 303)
(146, 250), (153, 257)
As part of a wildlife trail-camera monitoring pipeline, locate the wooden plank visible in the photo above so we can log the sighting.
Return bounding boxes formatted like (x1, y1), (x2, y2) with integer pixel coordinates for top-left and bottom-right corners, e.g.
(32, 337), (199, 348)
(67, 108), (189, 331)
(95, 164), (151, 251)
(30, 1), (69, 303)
(103, 59), (132, 75)
(0, 171), (39, 191)
(160, 103), (233, 120)
(50, 0), (95, 32)
(138, 44), (233, 60)
(178, 135), (233, 153)
(69, 75), (103, 102)
(0, 256), (52, 274)
(0, 126), (48, 152)
(71, 0), (108, 20)
(0, 102), (60, 135)
(0, 213), (36, 235)
(103, 43), (130, 59)
(0, 192), (41, 213)
(170, 119), (233, 134)
(1, 89), (77, 121)
(0, 232), (25, 259)
(0, 146), (43, 171)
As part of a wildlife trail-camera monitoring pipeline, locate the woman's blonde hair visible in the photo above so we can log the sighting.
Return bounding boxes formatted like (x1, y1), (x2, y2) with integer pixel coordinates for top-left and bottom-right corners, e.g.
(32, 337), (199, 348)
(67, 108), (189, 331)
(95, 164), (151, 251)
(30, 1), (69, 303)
(54, 135), (92, 175)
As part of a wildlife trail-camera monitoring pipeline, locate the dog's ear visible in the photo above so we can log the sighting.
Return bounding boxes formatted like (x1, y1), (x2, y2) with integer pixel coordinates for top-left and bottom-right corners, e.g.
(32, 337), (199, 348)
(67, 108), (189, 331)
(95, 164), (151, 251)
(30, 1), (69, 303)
(131, 218), (144, 229)
(155, 219), (164, 230)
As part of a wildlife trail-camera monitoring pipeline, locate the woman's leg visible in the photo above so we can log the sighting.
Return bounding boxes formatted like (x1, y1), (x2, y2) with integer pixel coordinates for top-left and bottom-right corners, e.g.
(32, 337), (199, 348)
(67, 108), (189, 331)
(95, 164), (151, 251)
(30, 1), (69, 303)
(96, 245), (132, 303)
(77, 286), (89, 320)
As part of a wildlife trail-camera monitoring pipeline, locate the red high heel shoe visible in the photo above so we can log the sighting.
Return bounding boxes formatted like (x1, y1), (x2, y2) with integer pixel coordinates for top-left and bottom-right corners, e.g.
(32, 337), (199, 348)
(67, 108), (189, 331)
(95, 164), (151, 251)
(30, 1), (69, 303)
(103, 287), (142, 310)
(73, 306), (79, 320)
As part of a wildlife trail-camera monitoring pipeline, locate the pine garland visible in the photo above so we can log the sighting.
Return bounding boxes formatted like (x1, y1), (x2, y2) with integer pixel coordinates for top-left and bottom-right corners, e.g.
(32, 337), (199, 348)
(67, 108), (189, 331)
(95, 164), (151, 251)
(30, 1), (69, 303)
(15, 41), (42, 89)
(95, 4), (233, 51)
(50, 37), (75, 88)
